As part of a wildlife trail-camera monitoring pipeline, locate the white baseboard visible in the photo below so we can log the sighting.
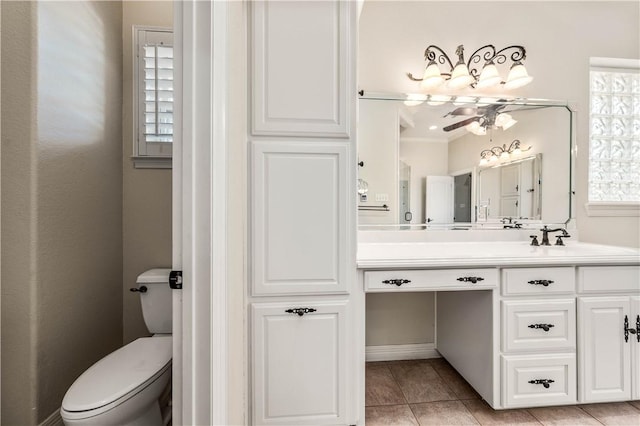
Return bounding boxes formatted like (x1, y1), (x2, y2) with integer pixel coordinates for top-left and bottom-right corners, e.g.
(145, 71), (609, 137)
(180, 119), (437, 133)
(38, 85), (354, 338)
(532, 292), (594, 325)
(40, 408), (63, 426)
(365, 343), (440, 362)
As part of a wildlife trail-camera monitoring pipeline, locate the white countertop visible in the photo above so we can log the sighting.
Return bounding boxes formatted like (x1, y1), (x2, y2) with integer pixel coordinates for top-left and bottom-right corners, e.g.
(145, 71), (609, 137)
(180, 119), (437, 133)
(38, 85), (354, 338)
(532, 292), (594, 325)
(357, 241), (640, 269)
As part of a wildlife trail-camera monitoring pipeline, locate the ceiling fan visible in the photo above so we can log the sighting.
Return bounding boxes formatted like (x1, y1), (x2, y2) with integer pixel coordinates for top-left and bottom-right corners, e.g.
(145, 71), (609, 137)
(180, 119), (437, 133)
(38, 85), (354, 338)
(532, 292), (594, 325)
(442, 103), (508, 132)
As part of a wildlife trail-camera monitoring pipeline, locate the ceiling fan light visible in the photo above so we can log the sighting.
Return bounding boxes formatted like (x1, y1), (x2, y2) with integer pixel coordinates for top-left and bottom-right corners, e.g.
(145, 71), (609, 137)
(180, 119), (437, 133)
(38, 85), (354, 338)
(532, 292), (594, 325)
(476, 63), (501, 88)
(504, 62), (533, 89)
(448, 63), (475, 89)
(421, 62), (445, 89)
(502, 117), (518, 130)
(466, 121), (480, 132)
(472, 126), (487, 136)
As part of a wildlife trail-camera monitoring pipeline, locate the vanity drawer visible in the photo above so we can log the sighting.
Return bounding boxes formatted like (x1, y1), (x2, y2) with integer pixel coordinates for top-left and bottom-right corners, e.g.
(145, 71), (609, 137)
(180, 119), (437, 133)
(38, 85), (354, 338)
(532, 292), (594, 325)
(502, 354), (576, 408)
(502, 267), (575, 296)
(502, 299), (576, 352)
(364, 268), (498, 292)
(578, 266), (640, 293)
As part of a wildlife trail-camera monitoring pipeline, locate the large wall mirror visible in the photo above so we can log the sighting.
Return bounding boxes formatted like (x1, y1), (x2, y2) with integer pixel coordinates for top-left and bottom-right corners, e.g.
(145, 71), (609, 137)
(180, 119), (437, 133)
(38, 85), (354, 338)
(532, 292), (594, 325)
(357, 93), (573, 229)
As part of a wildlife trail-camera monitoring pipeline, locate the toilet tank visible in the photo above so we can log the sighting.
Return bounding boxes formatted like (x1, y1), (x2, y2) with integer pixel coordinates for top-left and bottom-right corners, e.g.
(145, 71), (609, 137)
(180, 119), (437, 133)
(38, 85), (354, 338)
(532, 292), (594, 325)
(136, 268), (172, 334)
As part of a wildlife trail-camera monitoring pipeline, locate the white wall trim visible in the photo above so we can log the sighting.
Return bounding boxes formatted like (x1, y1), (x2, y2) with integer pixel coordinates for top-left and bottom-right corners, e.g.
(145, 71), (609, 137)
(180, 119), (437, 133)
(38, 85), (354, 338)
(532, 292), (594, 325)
(365, 343), (440, 362)
(39, 409), (63, 426)
(584, 202), (640, 217)
(175, 1), (229, 425)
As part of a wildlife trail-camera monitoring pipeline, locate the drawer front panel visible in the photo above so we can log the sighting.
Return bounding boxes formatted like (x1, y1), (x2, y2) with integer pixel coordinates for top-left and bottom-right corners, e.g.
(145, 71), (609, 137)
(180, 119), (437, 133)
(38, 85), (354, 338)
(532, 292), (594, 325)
(578, 266), (640, 293)
(502, 299), (576, 352)
(502, 267), (575, 296)
(364, 268), (498, 292)
(502, 354), (576, 408)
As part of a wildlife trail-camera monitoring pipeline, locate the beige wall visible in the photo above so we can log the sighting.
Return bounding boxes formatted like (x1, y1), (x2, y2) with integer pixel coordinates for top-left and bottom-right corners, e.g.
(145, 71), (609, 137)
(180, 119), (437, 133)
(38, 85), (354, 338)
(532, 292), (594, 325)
(359, 1), (640, 348)
(122, 1), (173, 344)
(1, 1), (124, 423)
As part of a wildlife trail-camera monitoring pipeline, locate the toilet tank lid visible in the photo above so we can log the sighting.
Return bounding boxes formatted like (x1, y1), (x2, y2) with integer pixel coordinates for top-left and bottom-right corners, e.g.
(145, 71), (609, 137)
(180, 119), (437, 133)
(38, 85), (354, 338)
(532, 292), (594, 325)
(62, 336), (172, 412)
(137, 268), (171, 284)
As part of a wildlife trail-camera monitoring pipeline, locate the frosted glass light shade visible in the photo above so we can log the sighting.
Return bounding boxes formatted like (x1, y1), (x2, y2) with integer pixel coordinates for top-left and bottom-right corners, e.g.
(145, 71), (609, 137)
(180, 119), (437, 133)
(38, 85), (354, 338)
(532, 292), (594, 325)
(466, 121), (486, 135)
(448, 63), (475, 89)
(502, 117), (518, 130)
(504, 63), (533, 89)
(477, 63), (501, 88)
(421, 62), (445, 89)
(500, 151), (510, 159)
(479, 157), (489, 166)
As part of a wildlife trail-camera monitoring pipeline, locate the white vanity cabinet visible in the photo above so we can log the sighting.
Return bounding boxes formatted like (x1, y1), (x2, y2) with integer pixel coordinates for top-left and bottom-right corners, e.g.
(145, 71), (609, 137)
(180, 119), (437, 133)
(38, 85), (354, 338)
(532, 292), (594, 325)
(251, 301), (349, 425)
(249, 1), (357, 424)
(577, 266), (640, 403)
(499, 267), (577, 408)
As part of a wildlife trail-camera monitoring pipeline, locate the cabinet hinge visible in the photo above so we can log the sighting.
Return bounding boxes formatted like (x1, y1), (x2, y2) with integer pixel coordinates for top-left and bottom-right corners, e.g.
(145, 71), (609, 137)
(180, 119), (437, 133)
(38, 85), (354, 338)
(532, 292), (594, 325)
(169, 270), (183, 289)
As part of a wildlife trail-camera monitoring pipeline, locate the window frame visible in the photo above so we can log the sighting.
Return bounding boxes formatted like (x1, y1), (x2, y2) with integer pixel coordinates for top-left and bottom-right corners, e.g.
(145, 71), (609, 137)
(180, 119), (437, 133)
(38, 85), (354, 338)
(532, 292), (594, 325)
(132, 26), (174, 169)
(586, 57), (640, 217)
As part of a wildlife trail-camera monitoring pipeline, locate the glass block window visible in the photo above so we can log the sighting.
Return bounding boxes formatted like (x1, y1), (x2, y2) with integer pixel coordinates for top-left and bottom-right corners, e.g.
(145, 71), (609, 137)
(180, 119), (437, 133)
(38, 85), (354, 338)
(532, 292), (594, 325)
(589, 62), (640, 202)
(135, 28), (173, 159)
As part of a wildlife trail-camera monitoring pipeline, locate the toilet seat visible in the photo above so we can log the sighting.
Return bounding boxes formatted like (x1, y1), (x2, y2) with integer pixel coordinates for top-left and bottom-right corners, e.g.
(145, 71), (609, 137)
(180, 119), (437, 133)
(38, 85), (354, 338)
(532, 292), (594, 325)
(61, 336), (171, 419)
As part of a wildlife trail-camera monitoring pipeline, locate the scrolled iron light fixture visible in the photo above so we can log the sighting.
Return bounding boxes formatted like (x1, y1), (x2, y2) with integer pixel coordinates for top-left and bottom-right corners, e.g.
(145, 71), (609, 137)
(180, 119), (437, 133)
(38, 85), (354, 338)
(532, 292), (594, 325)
(407, 44), (533, 90)
(479, 139), (530, 165)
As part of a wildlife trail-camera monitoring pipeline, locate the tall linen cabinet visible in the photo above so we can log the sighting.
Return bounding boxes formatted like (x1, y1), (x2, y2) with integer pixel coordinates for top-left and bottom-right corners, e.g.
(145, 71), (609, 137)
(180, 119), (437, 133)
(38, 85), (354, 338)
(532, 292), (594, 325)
(248, 2), (359, 425)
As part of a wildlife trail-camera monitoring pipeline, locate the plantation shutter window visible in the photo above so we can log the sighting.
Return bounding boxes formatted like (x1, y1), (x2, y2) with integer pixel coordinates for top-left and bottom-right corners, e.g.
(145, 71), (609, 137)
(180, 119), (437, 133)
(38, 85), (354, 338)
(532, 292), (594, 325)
(134, 28), (174, 165)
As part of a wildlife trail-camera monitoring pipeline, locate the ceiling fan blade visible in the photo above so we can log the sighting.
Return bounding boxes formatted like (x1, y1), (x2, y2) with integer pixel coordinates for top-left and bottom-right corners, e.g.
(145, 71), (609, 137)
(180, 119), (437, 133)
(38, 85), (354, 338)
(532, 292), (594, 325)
(448, 106), (479, 116)
(443, 116), (479, 132)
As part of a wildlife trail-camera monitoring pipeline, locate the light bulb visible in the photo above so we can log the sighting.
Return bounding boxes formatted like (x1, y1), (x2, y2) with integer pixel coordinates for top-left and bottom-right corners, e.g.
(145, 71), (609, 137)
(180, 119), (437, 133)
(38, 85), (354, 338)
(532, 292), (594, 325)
(421, 62), (445, 89)
(448, 63), (475, 89)
(477, 63), (501, 88)
(504, 62), (533, 89)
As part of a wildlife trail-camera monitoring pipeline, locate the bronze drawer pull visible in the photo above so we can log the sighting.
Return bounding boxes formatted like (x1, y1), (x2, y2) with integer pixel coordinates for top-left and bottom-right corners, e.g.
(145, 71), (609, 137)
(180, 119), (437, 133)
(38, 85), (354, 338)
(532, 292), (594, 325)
(528, 323), (555, 332)
(527, 279), (554, 287)
(381, 279), (411, 286)
(528, 379), (554, 389)
(285, 308), (317, 317)
(457, 276), (484, 284)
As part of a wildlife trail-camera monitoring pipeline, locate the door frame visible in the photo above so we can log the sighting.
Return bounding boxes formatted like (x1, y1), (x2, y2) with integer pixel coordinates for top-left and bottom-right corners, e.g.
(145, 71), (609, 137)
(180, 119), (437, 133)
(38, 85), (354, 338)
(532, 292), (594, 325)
(173, 1), (230, 424)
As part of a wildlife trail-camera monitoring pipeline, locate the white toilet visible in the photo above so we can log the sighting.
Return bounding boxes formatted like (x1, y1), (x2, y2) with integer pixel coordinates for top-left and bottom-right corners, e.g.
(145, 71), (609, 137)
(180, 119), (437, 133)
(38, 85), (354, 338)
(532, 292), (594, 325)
(61, 269), (173, 426)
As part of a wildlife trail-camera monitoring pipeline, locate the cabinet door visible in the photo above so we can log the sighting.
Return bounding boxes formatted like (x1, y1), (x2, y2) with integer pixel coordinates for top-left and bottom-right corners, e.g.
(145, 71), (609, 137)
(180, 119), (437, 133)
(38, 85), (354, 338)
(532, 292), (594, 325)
(251, 142), (350, 295)
(633, 297), (640, 400)
(578, 296), (631, 402)
(252, 301), (348, 425)
(251, 1), (353, 137)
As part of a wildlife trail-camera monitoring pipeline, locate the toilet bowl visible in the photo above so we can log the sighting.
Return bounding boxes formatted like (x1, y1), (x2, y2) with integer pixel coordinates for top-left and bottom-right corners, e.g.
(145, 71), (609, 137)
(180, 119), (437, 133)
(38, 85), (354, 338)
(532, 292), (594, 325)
(61, 269), (173, 426)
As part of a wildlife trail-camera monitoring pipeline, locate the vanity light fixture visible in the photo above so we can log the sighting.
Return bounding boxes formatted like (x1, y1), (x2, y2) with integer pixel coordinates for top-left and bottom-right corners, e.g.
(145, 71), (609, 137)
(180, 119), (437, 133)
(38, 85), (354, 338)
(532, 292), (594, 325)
(479, 139), (529, 165)
(407, 44), (533, 91)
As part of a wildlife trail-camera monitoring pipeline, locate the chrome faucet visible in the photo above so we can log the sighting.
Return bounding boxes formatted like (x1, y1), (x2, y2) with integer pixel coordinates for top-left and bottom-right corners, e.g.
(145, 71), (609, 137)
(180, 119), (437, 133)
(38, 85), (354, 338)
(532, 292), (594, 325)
(538, 225), (571, 246)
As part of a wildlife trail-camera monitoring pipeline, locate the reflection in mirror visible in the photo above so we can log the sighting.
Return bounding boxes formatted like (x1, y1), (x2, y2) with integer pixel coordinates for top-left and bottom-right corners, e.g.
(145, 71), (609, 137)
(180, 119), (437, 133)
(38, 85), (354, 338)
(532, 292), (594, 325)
(357, 95), (572, 228)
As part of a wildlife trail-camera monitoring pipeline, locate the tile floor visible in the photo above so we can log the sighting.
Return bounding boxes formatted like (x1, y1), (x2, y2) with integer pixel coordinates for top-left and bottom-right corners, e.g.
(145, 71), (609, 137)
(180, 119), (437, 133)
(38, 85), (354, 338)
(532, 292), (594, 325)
(366, 358), (640, 425)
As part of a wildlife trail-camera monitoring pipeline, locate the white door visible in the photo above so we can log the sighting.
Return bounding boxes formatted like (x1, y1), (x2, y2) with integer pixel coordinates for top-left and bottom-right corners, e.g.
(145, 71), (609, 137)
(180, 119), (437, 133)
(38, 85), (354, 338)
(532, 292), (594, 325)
(425, 176), (453, 224)
(579, 296), (632, 402)
(252, 301), (348, 425)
